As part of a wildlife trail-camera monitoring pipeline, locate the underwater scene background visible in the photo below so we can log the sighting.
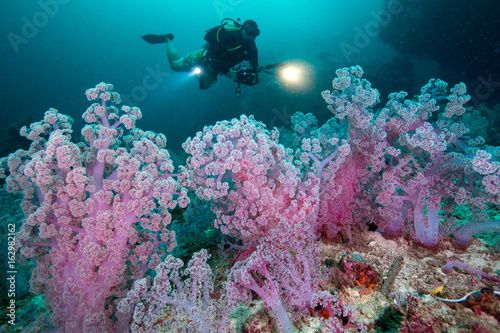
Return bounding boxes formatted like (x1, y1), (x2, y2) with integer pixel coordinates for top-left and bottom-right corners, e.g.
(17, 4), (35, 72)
(1, 0), (499, 332)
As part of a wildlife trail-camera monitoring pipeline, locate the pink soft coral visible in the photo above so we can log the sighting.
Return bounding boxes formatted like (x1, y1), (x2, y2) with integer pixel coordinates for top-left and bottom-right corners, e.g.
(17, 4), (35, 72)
(1, 83), (188, 332)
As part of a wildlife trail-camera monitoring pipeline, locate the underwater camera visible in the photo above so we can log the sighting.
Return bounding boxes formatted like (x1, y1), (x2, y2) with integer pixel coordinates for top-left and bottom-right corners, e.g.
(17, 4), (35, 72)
(233, 62), (310, 97)
(235, 69), (259, 86)
(233, 62), (286, 97)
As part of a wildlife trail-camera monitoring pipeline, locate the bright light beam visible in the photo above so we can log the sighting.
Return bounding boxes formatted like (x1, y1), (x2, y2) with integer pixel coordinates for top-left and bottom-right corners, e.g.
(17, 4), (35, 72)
(278, 61), (314, 93)
(189, 67), (202, 77)
(282, 66), (301, 82)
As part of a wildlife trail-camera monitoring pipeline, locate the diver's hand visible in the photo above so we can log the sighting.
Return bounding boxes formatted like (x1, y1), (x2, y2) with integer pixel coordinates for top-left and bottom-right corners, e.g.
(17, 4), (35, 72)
(256, 72), (263, 83)
(225, 70), (237, 80)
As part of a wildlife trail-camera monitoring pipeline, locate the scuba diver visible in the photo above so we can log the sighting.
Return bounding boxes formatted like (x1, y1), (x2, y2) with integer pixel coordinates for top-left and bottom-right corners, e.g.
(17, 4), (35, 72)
(142, 19), (262, 90)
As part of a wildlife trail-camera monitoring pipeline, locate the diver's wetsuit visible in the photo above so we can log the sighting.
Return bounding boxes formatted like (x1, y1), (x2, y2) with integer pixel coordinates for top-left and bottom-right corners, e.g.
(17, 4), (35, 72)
(203, 25), (259, 76)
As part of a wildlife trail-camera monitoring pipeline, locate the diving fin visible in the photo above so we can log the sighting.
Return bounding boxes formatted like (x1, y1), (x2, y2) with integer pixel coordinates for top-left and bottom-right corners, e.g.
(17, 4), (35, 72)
(141, 33), (174, 44)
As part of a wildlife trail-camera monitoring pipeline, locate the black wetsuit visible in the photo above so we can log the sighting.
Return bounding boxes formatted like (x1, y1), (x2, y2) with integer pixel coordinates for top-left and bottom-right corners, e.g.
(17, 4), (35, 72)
(203, 25), (259, 75)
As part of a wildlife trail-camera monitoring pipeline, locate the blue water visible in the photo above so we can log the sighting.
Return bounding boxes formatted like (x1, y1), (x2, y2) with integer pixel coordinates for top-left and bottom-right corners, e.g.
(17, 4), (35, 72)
(0, 0), (392, 154)
(2, 0), (498, 154)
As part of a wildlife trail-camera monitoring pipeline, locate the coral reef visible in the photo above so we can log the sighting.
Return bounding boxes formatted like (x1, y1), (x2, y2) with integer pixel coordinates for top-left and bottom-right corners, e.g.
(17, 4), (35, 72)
(1, 67), (499, 332)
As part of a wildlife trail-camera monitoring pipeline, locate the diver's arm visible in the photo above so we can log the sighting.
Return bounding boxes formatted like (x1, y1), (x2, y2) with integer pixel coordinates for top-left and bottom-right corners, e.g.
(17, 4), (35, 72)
(250, 45), (262, 83)
(225, 70), (237, 80)
(250, 44), (259, 70)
